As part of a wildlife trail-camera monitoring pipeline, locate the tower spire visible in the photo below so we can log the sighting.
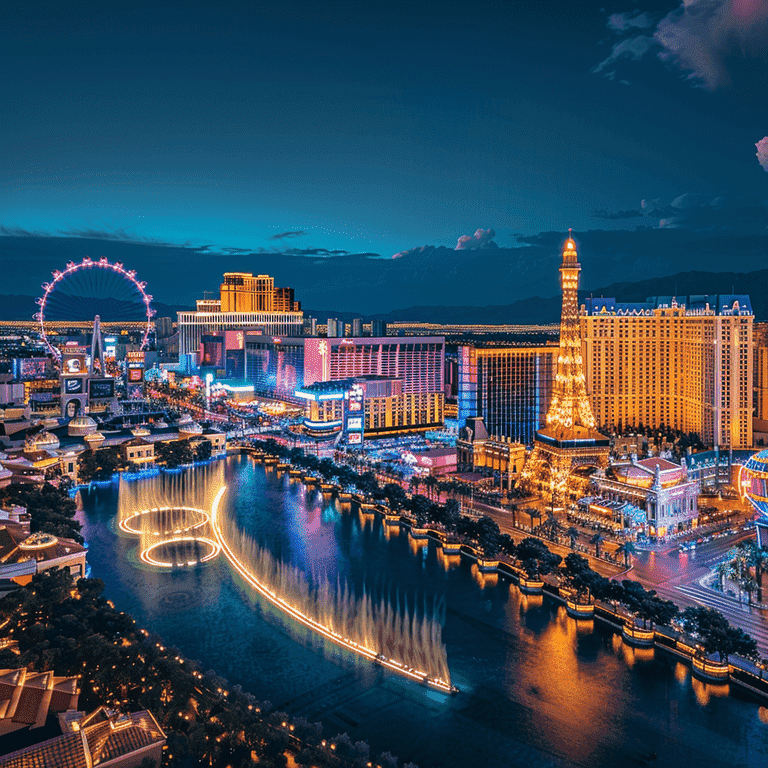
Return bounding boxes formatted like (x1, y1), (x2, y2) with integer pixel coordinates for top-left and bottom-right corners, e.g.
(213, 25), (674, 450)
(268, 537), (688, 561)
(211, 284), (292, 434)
(545, 234), (596, 434)
(520, 233), (609, 505)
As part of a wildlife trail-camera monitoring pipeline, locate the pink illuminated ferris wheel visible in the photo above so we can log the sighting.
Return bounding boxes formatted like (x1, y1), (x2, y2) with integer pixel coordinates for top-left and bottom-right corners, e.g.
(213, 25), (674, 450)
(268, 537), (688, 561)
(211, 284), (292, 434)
(35, 257), (155, 358)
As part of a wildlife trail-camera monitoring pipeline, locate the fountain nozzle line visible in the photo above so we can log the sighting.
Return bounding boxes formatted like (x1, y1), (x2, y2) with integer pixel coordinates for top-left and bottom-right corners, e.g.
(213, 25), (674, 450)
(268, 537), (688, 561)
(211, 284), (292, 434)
(210, 485), (458, 695)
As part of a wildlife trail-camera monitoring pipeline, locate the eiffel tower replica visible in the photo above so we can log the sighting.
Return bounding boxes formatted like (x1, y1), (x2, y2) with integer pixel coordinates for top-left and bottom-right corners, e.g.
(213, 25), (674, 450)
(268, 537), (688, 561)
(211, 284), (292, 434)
(521, 232), (610, 506)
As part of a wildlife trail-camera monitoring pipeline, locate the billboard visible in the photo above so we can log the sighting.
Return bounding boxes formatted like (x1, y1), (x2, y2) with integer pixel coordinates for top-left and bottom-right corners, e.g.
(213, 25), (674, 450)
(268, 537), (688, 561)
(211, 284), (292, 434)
(62, 377), (84, 395)
(344, 383), (365, 447)
(89, 378), (115, 399)
(62, 355), (86, 375)
(127, 367), (144, 383)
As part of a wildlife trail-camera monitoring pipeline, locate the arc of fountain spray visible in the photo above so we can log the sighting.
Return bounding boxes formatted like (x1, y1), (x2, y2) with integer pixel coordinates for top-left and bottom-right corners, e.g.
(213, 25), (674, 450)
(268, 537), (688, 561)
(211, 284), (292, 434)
(117, 464), (456, 693)
(118, 463), (223, 567)
(209, 486), (456, 694)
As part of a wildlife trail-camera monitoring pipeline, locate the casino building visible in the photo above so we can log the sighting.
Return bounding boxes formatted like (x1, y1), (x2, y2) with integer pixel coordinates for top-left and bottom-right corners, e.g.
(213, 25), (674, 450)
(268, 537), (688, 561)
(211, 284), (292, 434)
(589, 456), (699, 537)
(582, 295), (753, 449)
(178, 272), (304, 359)
(245, 335), (445, 400)
(296, 376), (444, 439)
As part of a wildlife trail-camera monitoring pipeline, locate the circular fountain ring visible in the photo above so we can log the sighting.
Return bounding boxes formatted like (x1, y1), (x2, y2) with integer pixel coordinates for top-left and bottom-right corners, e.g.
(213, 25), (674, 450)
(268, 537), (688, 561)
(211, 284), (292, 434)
(119, 506), (210, 536)
(140, 536), (221, 568)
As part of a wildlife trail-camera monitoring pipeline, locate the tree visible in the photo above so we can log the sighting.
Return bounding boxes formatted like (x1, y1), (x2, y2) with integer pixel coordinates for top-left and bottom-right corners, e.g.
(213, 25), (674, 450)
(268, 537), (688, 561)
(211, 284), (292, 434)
(523, 508), (542, 530)
(615, 541), (637, 568)
(540, 511), (561, 541)
(423, 475), (438, 500)
(443, 498), (461, 530)
(155, 440), (194, 468)
(566, 526), (580, 550)
(0, 482), (83, 544)
(77, 446), (126, 483)
(194, 439), (212, 462)
(681, 606), (759, 662)
(590, 532), (605, 559)
(383, 483), (408, 512)
(475, 516), (501, 558)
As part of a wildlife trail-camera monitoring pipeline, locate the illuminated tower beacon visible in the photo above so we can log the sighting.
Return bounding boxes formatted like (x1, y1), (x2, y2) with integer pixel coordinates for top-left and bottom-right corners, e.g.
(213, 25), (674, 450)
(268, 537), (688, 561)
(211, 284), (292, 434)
(522, 232), (610, 505)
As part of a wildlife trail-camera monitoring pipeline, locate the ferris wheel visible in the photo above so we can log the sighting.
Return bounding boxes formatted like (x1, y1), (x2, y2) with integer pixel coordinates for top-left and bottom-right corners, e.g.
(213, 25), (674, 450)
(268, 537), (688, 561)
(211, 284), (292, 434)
(36, 257), (155, 358)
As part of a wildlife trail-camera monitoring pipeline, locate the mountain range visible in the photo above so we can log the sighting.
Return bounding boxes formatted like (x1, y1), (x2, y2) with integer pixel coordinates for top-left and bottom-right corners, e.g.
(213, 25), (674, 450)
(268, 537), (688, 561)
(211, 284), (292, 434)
(306, 268), (768, 324)
(1, 268), (765, 325)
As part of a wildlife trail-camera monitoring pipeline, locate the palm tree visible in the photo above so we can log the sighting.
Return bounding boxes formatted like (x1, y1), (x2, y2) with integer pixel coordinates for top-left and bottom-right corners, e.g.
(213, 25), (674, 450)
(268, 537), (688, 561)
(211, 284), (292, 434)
(410, 475), (422, 496)
(541, 511), (562, 541)
(523, 508), (542, 530)
(714, 560), (732, 593)
(566, 526), (580, 550)
(616, 541), (637, 568)
(590, 532), (605, 559)
(741, 575), (758, 605)
(423, 475), (438, 500)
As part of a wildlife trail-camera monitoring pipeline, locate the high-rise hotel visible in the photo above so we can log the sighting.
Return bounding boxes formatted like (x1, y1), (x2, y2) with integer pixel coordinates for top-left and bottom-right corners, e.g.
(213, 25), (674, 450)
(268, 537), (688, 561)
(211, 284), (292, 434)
(178, 272), (303, 360)
(581, 295), (753, 449)
(457, 293), (754, 450)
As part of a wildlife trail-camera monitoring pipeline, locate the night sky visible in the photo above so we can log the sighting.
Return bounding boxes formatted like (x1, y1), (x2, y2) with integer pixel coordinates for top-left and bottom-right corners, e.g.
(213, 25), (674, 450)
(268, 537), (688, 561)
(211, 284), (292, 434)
(2, 0), (767, 312)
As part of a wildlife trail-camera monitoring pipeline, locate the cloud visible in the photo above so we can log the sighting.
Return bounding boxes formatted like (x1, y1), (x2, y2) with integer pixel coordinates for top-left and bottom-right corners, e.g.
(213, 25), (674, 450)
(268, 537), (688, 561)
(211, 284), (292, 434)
(757, 137), (768, 172)
(258, 247), (350, 257)
(607, 10), (655, 32)
(592, 34), (656, 78)
(455, 228), (497, 250)
(268, 230), (307, 241)
(594, 0), (768, 89)
(591, 208), (643, 220)
(607, 193), (768, 232)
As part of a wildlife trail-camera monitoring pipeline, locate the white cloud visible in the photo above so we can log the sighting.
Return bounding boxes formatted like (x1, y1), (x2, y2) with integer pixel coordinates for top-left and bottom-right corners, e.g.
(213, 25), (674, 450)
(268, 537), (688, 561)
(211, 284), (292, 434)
(594, 0), (768, 89)
(757, 137), (768, 172)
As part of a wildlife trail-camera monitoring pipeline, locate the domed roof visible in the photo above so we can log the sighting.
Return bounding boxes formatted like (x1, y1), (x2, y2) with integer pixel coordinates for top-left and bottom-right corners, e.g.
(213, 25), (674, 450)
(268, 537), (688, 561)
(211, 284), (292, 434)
(68, 415), (98, 436)
(741, 449), (768, 519)
(70, 415), (96, 427)
(178, 421), (203, 435)
(26, 431), (60, 450)
(84, 431), (105, 443)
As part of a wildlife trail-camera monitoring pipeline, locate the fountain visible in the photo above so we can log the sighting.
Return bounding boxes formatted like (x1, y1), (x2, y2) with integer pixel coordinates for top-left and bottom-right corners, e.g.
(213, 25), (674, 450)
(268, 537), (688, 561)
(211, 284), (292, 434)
(115, 465), (456, 693)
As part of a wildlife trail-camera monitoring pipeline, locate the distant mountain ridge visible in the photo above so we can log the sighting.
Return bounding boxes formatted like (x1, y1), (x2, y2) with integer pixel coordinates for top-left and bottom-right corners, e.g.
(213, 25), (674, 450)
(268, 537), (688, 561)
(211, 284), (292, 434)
(0, 295), (192, 322)
(1, 268), (765, 324)
(305, 268), (768, 324)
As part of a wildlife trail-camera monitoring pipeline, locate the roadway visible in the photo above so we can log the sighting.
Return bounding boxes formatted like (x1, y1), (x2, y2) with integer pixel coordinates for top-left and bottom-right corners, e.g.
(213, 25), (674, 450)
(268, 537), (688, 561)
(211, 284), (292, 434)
(629, 532), (768, 655)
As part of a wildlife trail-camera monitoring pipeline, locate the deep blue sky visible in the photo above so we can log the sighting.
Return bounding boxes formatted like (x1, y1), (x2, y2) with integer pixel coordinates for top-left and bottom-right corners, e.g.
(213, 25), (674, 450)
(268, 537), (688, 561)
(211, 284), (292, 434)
(2, 0), (767, 310)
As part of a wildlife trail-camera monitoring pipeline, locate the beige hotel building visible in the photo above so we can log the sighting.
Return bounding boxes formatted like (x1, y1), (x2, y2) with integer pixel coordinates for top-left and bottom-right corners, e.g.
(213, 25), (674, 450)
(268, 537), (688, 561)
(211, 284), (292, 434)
(581, 295), (753, 449)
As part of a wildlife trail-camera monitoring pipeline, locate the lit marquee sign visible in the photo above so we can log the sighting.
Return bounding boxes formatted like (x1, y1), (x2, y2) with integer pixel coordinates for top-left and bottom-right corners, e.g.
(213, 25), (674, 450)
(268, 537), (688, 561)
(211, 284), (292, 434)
(344, 383), (365, 447)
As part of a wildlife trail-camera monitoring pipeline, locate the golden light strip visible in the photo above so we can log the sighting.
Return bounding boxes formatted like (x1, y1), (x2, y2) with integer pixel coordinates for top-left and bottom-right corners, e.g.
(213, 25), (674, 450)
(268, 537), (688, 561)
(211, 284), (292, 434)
(210, 486), (456, 695)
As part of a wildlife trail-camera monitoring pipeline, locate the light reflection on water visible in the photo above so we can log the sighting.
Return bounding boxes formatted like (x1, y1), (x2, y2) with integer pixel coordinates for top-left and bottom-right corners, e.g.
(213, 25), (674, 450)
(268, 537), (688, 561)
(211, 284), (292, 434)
(78, 456), (768, 768)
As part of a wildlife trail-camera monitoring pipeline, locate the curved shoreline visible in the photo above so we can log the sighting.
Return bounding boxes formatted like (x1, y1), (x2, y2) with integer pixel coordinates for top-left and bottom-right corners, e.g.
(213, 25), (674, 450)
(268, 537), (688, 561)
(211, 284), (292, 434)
(249, 447), (768, 704)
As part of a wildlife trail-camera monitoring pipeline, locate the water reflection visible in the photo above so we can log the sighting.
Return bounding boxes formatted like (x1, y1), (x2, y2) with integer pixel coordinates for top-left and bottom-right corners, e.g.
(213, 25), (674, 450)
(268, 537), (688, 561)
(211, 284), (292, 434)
(77, 456), (768, 768)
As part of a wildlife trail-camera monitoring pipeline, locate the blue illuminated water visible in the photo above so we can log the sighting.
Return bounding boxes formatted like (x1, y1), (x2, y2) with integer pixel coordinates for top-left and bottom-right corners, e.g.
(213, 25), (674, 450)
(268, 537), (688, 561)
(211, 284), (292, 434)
(79, 455), (768, 768)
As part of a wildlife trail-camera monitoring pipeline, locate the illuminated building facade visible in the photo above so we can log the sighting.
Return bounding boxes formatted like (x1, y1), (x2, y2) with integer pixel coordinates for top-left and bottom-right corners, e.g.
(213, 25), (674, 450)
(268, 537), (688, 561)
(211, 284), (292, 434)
(582, 295), (754, 449)
(178, 272), (304, 357)
(245, 335), (445, 399)
(296, 376), (444, 438)
(457, 343), (557, 445)
(178, 310), (303, 357)
(456, 416), (526, 479)
(755, 322), (768, 427)
(590, 456), (699, 536)
(219, 272), (301, 313)
(522, 235), (610, 503)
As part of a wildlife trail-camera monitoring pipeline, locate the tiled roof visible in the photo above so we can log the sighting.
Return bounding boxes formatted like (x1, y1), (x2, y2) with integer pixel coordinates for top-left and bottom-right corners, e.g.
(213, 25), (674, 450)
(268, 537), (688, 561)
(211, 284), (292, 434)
(0, 709), (165, 768)
(0, 732), (87, 768)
